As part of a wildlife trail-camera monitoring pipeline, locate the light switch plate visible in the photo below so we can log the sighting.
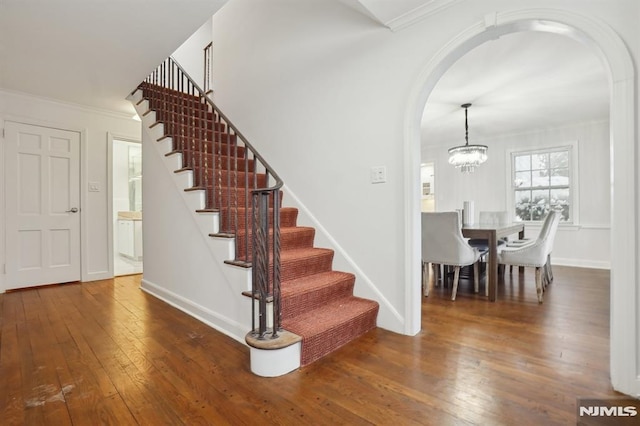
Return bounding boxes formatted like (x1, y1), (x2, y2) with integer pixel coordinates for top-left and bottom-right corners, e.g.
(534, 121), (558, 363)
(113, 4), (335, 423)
(371, 166), (387, 184)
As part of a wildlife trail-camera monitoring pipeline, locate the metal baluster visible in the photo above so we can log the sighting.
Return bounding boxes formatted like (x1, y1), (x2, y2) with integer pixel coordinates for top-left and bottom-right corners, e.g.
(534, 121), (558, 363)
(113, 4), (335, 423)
(272, 187), (281, 335)
(244, 151), (251, 263)
(190, 82), (195, 174)
(233, 134), (239, 257)
(225, 130), (231, 233)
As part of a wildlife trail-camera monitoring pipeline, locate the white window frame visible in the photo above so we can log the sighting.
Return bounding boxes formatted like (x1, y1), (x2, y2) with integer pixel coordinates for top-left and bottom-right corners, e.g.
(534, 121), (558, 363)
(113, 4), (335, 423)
(506, 142), (579, 225)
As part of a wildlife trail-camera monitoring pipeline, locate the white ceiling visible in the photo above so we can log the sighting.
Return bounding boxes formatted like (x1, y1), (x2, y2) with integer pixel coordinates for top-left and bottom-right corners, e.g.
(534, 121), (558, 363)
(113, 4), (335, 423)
(0, 0), (228, 116)
(340, 1), (610, 144)
(0, 0), (609, 135)
(421, 31), (609, 145)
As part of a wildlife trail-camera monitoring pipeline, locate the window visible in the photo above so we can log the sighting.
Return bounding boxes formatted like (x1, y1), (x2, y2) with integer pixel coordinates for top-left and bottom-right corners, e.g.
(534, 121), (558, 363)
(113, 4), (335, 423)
(512, 147), (572, 222)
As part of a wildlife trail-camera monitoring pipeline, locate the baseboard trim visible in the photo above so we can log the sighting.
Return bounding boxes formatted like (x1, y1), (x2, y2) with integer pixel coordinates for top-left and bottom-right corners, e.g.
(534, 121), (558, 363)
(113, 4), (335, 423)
(552, 258), (610, 270)
(140, 278), (249, 345)
(83, 271), (112, 282)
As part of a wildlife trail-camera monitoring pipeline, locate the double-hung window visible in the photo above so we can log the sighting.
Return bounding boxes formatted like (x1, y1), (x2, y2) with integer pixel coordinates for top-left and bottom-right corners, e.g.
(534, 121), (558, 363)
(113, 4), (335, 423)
(512, 147), (572, 222)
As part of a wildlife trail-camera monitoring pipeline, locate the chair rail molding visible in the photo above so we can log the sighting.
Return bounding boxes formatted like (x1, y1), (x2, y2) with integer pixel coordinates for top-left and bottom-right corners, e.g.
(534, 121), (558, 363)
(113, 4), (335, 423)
(403, 7), (636, 396)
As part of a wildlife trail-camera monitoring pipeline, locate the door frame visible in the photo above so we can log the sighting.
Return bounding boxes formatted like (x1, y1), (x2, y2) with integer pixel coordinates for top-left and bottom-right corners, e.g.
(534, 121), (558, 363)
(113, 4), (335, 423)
(107, 132), (142, 277)
(1, 116), (88, 290)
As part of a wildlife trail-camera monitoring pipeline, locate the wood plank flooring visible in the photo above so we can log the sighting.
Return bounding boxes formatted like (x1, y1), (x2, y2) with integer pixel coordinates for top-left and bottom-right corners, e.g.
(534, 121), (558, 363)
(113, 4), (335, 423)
(0, 266), (620, 425)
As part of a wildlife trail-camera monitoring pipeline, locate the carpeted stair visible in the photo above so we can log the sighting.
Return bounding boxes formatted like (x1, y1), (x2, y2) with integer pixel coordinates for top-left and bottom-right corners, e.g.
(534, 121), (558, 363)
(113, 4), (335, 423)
(138, 82), (379, 366)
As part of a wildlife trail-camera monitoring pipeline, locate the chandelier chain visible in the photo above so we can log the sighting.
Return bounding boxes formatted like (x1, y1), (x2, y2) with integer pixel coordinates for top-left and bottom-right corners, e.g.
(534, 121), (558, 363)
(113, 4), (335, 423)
(465, 106), (469, 145)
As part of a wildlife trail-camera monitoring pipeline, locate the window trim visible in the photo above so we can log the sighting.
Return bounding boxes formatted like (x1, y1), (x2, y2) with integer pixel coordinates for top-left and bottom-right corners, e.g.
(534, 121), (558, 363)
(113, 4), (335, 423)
(506, 142), (580, 225)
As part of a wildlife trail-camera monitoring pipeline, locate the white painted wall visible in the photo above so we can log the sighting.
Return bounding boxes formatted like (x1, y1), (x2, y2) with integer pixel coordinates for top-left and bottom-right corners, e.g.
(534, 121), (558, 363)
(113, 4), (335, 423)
(124, 0), (639, 394)
(209, 0), (636, 330)
(205, 0), (640, 394)
(0, 89), (141, 291)
(172, 17), (214, 90)
(423, 120), (611, 269)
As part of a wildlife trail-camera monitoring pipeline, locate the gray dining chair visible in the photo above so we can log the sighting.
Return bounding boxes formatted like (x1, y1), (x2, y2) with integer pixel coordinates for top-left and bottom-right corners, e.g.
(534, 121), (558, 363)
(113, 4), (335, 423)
(421, 212), (483, 300)
(497, 210), (561, 303)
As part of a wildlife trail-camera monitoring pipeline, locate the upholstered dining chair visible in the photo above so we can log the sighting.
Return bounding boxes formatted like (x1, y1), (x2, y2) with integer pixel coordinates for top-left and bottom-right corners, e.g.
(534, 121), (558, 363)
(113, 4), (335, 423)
(497, 210), (561, 303)
(421, 212), (483, 300)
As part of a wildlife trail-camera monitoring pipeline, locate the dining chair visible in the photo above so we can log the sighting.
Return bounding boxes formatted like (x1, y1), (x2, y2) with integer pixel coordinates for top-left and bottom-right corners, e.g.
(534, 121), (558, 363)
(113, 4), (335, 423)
(421, 212), (483, 300)
(497, 210), (561, 303)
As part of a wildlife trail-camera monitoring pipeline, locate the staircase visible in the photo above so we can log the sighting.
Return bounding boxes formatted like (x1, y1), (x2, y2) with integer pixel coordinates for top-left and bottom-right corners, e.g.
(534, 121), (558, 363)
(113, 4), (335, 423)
(133, 58), (379, 371)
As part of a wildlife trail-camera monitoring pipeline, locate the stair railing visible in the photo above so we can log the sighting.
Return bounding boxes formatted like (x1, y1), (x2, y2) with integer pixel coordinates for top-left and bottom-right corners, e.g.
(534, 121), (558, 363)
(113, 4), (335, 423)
(139, 57), (282, 340)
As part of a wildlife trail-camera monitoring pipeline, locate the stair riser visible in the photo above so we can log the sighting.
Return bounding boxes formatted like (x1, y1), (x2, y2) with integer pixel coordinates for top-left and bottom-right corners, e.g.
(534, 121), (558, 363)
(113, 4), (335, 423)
(148, 100), (212, 115)
(180, 156), (255, 173)
(143, 90), (204, 107)
(280, 279), (355, 321)
(292, 307), (378, 366)
(237, 251), (335, 283)
(190, 170), (266, 188)
(143, 97), (206, 113)
(178, 143), (246, 160)
(154, 111), (227, 132)
(280, 252), (334, 282)
(164, 128), (237, 145)
(235, 228), (315, 255)
(204, 189), (282, 211)
(195, 160), (255, 174)
(152, 109), (224, 126)
(219, 208), (298, 230)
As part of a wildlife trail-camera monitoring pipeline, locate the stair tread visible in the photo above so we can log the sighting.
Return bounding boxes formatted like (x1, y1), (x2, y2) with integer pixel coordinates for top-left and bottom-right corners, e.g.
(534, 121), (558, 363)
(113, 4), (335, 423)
(282, 296), (378, 336)
(283, 296), (378, 365)
(280, 271), (356, 321)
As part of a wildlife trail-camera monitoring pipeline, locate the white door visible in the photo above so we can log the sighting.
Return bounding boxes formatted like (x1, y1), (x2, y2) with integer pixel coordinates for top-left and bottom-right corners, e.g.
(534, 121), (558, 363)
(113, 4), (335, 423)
(5, 122), (81, 289)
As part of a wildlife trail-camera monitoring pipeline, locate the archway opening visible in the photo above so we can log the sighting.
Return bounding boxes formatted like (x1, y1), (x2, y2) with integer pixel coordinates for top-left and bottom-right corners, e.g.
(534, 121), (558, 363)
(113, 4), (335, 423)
(404, 13), (636, 395)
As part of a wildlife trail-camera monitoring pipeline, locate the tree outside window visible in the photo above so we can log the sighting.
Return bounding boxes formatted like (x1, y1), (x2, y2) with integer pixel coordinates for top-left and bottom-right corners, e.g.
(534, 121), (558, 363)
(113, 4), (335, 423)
(512, 148), (571, 222)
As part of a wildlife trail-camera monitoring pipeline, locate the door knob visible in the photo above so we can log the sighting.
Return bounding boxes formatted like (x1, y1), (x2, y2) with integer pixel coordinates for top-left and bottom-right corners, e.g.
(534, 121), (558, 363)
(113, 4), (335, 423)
(66, 207), (79, 213)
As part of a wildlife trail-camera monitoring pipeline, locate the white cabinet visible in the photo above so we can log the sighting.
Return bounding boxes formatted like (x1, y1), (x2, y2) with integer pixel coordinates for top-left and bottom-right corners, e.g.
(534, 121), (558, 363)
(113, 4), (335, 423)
(118, 219), (143, 260)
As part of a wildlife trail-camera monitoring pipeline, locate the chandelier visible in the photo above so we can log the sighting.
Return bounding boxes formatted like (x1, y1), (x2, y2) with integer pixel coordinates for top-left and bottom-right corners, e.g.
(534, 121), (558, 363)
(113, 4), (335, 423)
(448, 103), (488, 173)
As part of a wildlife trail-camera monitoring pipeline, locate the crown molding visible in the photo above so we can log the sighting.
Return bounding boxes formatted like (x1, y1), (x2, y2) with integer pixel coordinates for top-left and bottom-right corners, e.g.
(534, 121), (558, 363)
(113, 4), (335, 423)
(378, 0), (463, 32)
(0, 87), (136, 121)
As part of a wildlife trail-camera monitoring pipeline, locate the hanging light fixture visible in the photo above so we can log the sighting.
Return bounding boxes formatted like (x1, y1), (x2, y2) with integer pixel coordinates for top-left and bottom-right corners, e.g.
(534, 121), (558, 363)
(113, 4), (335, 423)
(448, 103), (488, 173)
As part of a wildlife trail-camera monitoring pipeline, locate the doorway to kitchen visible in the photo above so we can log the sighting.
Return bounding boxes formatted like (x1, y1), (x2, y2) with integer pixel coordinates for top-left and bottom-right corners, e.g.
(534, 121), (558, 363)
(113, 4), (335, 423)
(112, 138), (143, 276)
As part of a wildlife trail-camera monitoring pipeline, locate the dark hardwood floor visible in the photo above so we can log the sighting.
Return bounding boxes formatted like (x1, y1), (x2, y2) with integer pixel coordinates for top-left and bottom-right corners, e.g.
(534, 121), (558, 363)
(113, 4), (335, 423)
(0, 266), (620, 425)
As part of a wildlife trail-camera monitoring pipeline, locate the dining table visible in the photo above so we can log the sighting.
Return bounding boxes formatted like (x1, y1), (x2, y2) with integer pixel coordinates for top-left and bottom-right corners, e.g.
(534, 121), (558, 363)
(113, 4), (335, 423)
(462, 222), (525, 301)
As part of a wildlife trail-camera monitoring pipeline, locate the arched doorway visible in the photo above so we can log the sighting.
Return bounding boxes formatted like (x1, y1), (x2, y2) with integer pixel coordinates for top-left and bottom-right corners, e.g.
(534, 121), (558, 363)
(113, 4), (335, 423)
(403, 10), (636, 395)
